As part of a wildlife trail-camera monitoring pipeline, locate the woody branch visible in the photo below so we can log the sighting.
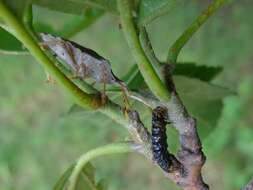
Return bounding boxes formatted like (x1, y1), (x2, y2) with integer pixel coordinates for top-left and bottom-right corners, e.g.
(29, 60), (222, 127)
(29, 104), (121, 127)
(127, 88), (208, 190)
(0, 1), (224, 189)
(117, 0), (209, 189)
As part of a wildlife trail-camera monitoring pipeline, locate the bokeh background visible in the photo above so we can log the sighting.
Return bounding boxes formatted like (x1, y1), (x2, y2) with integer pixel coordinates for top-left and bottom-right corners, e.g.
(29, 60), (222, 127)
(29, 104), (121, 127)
(0, 0), (253, 189)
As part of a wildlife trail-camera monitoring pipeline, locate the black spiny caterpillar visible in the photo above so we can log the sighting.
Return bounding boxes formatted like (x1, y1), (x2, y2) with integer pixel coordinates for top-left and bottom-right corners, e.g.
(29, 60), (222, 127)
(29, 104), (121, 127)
(151, 106), (172, 172)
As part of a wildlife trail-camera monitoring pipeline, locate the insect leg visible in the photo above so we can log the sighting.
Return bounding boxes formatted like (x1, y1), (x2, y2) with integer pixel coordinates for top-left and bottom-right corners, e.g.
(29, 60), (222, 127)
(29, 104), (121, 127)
(45, 71), (56, 84)
(101, 82), (107, 105)
(118, 82), (130, 109)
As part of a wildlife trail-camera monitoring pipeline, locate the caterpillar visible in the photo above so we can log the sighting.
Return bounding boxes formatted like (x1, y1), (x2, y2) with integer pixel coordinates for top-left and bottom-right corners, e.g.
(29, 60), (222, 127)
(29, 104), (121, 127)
(151, 106), (172, 172)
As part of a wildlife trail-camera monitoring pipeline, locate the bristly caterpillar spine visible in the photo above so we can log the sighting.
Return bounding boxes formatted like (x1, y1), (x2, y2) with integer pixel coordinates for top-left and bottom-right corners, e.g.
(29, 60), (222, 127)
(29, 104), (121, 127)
(151, 106), (172, 172)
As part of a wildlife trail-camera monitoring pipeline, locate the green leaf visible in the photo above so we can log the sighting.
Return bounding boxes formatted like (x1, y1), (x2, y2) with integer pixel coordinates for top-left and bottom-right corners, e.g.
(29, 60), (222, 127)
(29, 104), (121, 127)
(96, 179), (108, 190)
(73, 0), (117, 13)
(174, 76), (234, 136)
(65, 104), (96, 116)
(107, 64), (145, 92)
(53, 162), (106, 190)
(34, 0), (117, 14)
(173, 62), (222, 82)
(0, 28), (28, 54)
(2, 0), (30, 18)
(138, 0), (182, 25)
(123, 64), (145, 90)
(174, 76), (233, 100)
(33, 0), (92, 15)
(53, 164), (75, 190)
(82, 162), (96, 180)
(33, 6), (104, 38)
(2, 0), (108, 19)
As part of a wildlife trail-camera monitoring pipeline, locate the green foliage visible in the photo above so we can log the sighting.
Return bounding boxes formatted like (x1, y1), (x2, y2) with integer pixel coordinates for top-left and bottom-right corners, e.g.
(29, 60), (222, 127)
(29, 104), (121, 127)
(53, 163), (106, 190)
(33, 0), (117, 14)
(54, 165), (75, 190)
(138, 0), (182, 25)
(2, 0), (30, 18)
(122, 64), (144, 90)
(33, 0), (92, 15)
(0, 0), (253, 190)
(54, 163), (106, 190)
(0, 28), (27, 54)
(173, 62), (222, 82)
(174, 76), (233, 135)
(33, 6), (104, 38)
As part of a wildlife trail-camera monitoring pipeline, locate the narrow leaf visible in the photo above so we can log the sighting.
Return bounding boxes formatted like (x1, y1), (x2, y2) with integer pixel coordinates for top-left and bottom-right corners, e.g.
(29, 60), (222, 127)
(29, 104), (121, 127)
(0, 28), (28, 54)
(2, 0), (30, 18)
(107, 64), (145, 92)
(123, 64), (145, 90)
(33, 6), (104, 38)
(138, 0), (182, 25)
(34, 0), (117, 14)
(174, 76), (234, 101)
(65, 104), (97, 116)
(96, 179), (108, 190)
(174, 76), (233, 136)
(33, 0), (90, 15)
(53, 162), (106, 190)
(173, 62), (222, 82)
(53, 164), (75, 190)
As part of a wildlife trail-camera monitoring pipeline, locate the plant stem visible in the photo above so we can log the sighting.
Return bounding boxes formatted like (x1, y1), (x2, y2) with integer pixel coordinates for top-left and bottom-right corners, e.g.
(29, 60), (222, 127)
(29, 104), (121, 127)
(167, 0), (226, 64)
(0, 1), (101, 109)
(139, 27), (161, 67)
(117, 0), (170, 101)
(67, 143), (134, 190)
(0, 1), (133, 132)
(100, 101), (129, 127)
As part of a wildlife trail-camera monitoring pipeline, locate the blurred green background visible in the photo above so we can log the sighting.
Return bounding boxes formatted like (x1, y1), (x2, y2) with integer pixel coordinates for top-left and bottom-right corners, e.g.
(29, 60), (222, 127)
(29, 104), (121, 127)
(0, 0), (253, 189)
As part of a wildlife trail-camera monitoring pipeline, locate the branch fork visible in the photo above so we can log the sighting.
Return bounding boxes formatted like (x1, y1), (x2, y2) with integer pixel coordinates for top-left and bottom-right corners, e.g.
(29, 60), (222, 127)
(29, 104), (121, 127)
(0, 0), (229, 189)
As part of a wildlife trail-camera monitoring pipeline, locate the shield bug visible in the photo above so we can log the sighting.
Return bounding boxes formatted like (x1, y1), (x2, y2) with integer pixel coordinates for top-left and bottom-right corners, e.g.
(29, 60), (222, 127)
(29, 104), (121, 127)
(40, 33), (129, 104)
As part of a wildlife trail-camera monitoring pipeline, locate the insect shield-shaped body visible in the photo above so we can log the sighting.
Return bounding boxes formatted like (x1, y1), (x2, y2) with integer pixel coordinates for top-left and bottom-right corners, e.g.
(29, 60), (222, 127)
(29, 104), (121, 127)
(40, 33), (129, 104)
(40, 33), (120, 84)
(151, 106), (172, 172)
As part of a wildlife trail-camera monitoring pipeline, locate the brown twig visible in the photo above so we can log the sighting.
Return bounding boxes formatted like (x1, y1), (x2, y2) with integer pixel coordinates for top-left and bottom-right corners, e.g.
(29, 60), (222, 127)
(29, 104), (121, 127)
(164, 91), (208, 190)
(126, 65), (208, 189)
(154, 64), (208, 189)
(127, 101), (208, 189)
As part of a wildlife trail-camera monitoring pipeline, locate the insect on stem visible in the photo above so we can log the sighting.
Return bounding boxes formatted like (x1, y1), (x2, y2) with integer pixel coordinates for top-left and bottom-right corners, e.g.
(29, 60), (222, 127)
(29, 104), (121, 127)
(39, 33), (130, 106)
(151, 106), (179, 173)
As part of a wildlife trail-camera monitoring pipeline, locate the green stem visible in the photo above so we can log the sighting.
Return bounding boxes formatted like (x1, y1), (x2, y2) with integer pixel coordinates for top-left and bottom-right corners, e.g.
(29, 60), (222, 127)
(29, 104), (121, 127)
(167, 0), (226, 64)
(68, 143), (134, 190)
(139, 27), (161, 67)
(0, 1), (101, 109)
(0, 1), (131, 131)
(117, 0), (170, 101)
(22, 4), (99, 94)
(99, 101), (128, 126)
(139, 26), (164, 81)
